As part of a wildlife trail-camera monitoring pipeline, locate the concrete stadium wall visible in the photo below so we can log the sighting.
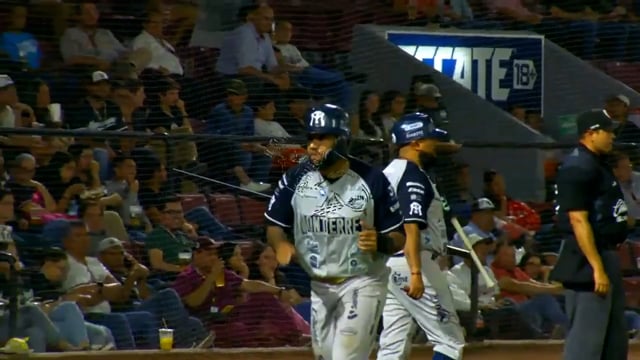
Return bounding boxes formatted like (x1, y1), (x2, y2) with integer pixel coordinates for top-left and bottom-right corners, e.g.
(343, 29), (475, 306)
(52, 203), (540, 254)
(18, 342), (640, 359)
(350, 25), (550, 202)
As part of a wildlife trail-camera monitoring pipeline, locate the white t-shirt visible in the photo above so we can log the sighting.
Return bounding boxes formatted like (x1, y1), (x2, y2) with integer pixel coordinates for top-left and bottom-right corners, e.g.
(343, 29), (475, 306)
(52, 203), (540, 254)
(63, 254), (112, 313)
(0, 105), (15, 128)
(275, 43), (309, 68)
(450, 262), (499, 307)
(446, 270), (471, 311)
(254, 118), (290, 138)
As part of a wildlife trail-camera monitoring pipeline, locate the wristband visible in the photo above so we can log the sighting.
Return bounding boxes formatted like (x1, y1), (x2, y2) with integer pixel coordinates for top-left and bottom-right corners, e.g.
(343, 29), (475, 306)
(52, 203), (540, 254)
(376, 232), (397, 255)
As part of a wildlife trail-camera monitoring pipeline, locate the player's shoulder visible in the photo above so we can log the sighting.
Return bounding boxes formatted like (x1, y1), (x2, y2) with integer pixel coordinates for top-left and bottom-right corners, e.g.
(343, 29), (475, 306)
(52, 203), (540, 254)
(280, 160), (316, 189)
(349, 156), (389, 182)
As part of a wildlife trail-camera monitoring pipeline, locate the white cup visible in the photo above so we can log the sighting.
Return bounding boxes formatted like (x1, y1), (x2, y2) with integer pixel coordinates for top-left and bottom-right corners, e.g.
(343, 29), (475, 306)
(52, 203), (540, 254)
(48, 103), (62, 123)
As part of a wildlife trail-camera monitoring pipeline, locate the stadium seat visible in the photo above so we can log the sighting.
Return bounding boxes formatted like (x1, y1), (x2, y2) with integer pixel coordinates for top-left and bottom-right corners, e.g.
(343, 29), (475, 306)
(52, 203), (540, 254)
(599, 62), (640, 91)
(209, 193), (242, 227)
(619, 241), (638, 276)
(237, 196), (268, 226)
(179, 193), (208, 213)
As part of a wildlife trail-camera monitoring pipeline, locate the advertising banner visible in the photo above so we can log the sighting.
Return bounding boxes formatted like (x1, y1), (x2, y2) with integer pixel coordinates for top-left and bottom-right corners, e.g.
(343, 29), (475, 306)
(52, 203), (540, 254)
(386, 31), (544, 114)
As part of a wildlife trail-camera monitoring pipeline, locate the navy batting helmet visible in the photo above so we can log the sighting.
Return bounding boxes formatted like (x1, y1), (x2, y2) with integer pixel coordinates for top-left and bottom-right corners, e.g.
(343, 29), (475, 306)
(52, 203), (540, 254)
(391, 112), (449, 146)
(305, 104), (351, 169)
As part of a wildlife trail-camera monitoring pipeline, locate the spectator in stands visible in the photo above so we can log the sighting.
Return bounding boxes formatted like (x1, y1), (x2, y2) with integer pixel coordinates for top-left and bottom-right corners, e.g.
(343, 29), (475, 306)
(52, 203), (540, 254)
(105, 155), (151, 232)
(525, 110), (544, 132)
(413, 82), (448, 127)
(219, 242), (250, 279)
(0, 74), (18, 128)
(491, 240), (568, 337)
(59, 1), (151, 73)
(510, 104), (527, 122)
(61, 220), (159, 349)
(135, 158), (210, 235)
(444, 162), (475, 219)
(253, 94), (289, 138)
(145, 77), (189, 132)
(6, 153), (56, 228)
(67, 143), (102, 190)
(0, 4), (41, 70)
(23, 247), (116, 350)
(36, 151), (85, 215)
(608, 94), (640, 144)
(145, 196), (195, 276)
(483, 169), (541, 232)
(518, 252), (552, 282)
(610, 151), (640, 222)
(278, 88), (312, 137)
(132, 11), (185, 78)
(0, 241), (84, 352)
(354, 90), (383, 138)
(379, 90), (407, 136)
(65, 71), (124, 131)
(273, 21), (351, 109)
(173, 237), (301, 347)
(97, 237), (214, 348)
(450, 233), (500, 309)
(208, 79), (272, 191)
(111, 79), (148, 133)
(80, 201), (129, 256)
(243, 242), (309, 346)
(451, 198), (499, 265)
(16, 78), (60, 128)
(216, 5), (290, 92)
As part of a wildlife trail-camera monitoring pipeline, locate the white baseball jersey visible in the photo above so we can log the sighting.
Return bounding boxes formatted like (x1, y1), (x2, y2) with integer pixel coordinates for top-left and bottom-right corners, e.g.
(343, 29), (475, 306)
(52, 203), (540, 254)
(383, 159), (448, 254)
(265, 157), (404, 278)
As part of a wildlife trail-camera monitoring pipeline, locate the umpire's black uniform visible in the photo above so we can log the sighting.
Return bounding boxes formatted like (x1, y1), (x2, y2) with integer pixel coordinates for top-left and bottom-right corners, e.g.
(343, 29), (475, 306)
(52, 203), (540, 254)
(551, 110), (629, 360)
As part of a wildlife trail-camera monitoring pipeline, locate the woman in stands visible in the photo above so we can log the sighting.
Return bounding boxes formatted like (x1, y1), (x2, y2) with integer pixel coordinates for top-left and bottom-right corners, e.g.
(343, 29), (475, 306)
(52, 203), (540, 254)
(378, 90), (407, 137)
(219, 242), (249, 279)
(241, 242), (309, 347)
(483, 169), (542, 232)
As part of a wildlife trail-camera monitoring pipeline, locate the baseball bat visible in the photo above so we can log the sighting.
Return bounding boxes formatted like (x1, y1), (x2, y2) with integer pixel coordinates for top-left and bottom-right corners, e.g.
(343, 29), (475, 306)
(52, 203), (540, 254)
(451, 217), (496, 288)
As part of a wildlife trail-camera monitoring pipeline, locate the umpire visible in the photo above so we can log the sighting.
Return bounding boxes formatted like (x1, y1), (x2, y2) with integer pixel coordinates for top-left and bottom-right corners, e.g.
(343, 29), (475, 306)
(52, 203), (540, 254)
(551, 110), (631, 360)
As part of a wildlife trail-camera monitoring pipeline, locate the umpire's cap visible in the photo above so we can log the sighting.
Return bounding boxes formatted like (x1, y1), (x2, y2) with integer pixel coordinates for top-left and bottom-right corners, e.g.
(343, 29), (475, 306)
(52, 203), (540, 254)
(390, 112), (448, 146)
(576, 109), (617, 135)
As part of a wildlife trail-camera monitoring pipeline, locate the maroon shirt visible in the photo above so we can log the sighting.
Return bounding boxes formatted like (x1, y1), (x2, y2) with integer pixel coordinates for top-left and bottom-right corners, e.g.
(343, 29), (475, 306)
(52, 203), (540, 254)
(173, 266), (244, 322)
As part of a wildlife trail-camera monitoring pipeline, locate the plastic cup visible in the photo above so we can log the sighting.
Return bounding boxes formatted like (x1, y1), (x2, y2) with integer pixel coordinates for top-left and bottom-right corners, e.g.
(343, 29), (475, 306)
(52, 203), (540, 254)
(48, 103), (62, 123)
(158, 328), (173, 351)
(215, 272), (225, 287)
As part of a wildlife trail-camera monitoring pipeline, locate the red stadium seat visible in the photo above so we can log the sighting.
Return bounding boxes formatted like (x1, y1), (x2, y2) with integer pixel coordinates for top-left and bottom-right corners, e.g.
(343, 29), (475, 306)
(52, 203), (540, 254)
(179, 194), (208, 213)
(209, 193), (242, 227)
(600, 62), (640, 91)
(238, 196), (268, 226)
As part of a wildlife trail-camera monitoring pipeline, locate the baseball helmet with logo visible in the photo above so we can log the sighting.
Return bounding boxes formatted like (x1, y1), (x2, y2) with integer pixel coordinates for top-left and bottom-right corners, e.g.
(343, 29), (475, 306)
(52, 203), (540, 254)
(305, 104), (351, 170)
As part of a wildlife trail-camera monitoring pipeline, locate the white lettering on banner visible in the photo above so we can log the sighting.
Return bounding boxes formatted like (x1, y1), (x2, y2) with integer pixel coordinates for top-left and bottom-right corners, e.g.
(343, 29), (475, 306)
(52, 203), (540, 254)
(397, 45), (538, 102)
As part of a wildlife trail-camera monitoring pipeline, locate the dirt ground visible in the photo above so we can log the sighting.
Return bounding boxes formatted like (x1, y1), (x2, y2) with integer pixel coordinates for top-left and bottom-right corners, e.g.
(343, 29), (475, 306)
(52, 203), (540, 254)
(8, 342), (640, 360)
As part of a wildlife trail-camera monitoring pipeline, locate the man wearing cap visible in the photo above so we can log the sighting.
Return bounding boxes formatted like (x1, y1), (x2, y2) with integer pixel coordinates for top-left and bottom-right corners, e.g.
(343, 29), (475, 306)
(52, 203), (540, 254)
(450, 198), (498, 265)
(173, 237), (301, 347)
(551, 109), (630, 359)
(96, 237), (212, 348)
(412, 82), (448, 128)
(607, 93), (640, 144)
(450, 233), (499, 309)
(378, 113), (464, 360)
(206, 79), (272, 192)
(65, 71), (124, 132)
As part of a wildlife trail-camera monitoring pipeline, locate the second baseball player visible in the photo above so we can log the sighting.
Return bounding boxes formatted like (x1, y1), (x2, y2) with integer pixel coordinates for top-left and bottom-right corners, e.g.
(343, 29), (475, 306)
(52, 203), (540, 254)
(378, 113), (465, 360)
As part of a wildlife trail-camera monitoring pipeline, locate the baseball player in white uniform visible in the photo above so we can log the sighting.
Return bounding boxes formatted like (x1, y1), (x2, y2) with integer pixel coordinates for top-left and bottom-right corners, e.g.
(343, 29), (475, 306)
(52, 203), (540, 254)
(264, 104), (406, 360)
(378, 113), (465, 360)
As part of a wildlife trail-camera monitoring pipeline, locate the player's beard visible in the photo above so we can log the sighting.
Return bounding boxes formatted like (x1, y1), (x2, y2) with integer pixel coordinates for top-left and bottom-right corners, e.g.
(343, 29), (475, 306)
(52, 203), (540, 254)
(418, 151), (437, 169)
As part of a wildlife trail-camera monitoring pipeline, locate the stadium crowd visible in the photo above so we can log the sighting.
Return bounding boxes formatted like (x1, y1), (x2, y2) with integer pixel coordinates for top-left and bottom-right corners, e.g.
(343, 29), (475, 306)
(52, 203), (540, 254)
(0, 0), (639, 354)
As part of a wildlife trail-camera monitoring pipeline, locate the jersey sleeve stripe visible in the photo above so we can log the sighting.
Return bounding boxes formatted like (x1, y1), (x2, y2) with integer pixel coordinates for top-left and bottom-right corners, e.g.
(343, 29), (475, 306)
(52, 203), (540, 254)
(379, 219), (404, 234)
(264, 213), (292, 228)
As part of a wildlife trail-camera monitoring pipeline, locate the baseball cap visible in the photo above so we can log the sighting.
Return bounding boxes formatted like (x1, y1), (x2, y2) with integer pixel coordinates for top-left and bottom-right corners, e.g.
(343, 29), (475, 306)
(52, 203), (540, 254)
(97, 237), (124, 253)
(606, 94), (630, 107)
(391, 112), (448, 146)
(471, 197), (495, 212)
(90, 71), (109, 83)
(226, 79), (248, 96)
(0, 75), (14, 89)
(192, 236), (222, 251)
(576, 109), (616, 135)
(414, 83), (442, 98)
(467, 232), (494, 247)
